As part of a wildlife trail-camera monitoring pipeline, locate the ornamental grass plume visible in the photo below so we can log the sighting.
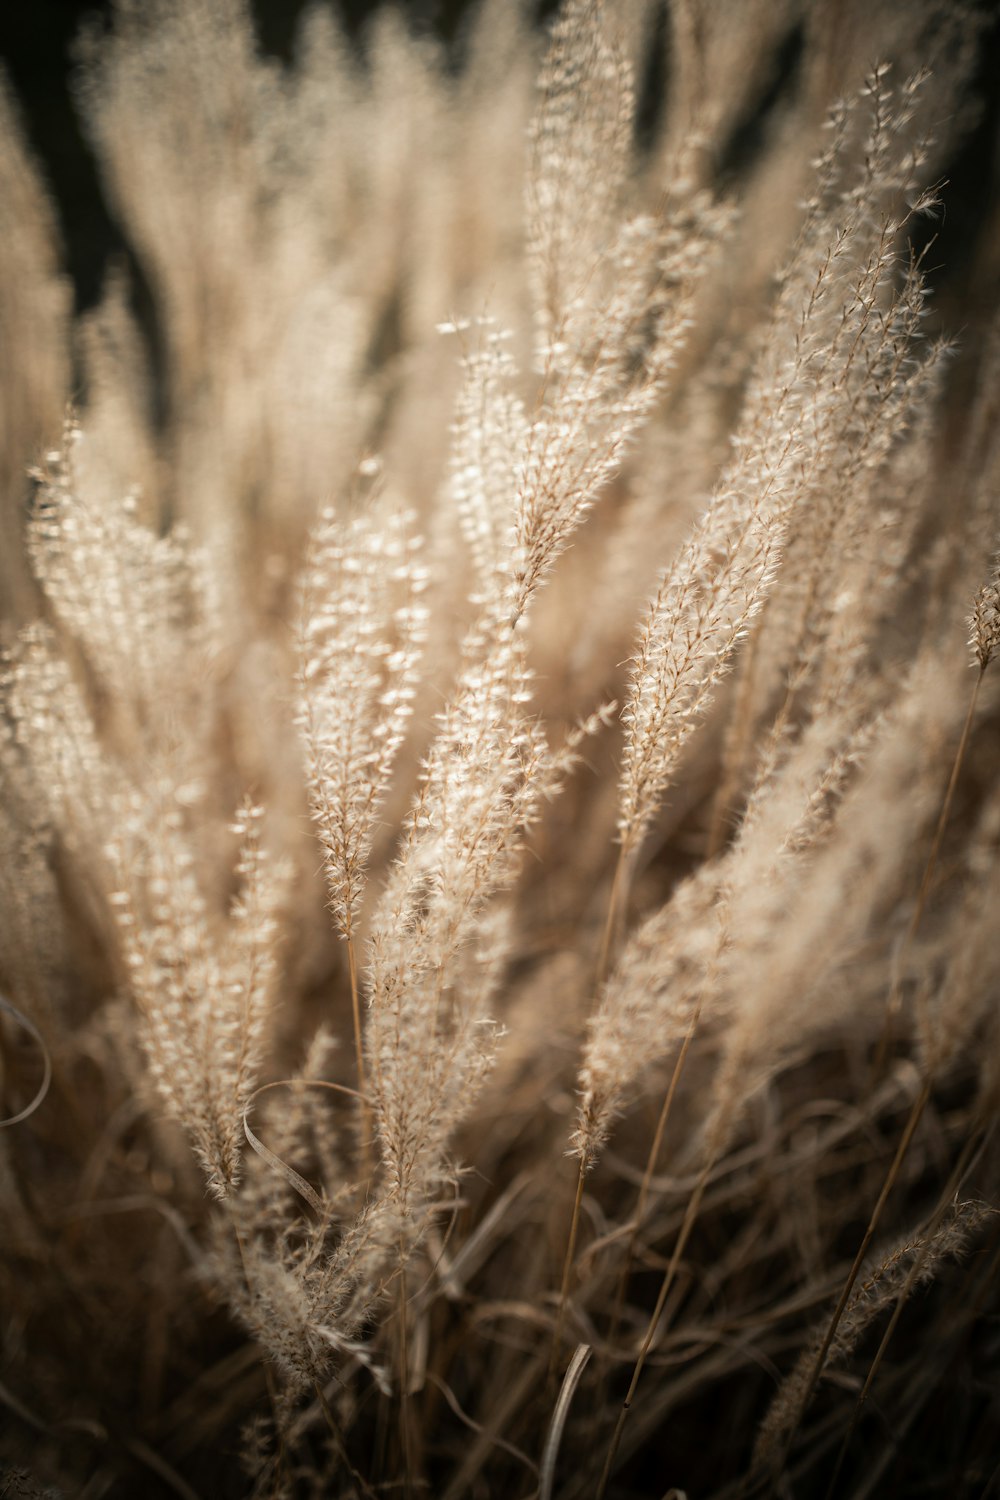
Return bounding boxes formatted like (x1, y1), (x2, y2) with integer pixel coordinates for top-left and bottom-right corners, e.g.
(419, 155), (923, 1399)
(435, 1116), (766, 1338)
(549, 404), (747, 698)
(297, 501), (428, 1123)
(970, 549), (1000, 672)
(751, 553), (1000, 1489)
(2, 3), (1000, 1498)
(752, 1199), (1000, 1476)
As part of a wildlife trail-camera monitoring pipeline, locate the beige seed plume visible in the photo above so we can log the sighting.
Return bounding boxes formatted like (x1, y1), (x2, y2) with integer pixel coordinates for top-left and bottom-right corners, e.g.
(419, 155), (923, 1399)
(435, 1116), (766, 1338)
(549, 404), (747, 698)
(970, 549), (1000, 670)
(753, 1200), (997, 1474)
(297, 504), (429, 944)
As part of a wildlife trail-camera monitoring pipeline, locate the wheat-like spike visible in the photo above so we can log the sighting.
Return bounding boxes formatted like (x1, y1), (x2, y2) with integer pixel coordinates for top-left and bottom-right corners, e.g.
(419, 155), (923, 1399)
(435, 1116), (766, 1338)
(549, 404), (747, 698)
(511, 177), (731, 626)
(618, 483), (787, 864)
(526, 0), (635, 359)
(970, 549), (1000, 670)
(747, 282), (947, 765)
(27, 416), (216, 744)
(3, 605), (286, 1203)
(365, 595), (609, 1241)
(217, 1180), (402, 1401)
(0, 776), (65, 1025)
(226, 1231), (329, 1399)
(2, 625), (118, 865)
(448, 321), (528, 603)
(572, 864), (719, 1169)
(221, 799), (288, 1158)
(205, 1029), (407, 1401)
(753, 1200), (997, 1474)
(365, 611), (538, 1221)
(297, 501), (427, 1155)
(576, 698), (877, 1170)
(617, 64), (942, 872)
(106, 785), (288, 1199)
(511, 1), (731, 624)
(297, 504), (429, 944)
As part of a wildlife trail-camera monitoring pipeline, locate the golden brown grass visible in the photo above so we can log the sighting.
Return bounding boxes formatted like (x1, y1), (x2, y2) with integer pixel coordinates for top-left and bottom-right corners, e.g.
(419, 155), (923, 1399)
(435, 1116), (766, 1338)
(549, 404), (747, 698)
(1, 2), (1000, 1497)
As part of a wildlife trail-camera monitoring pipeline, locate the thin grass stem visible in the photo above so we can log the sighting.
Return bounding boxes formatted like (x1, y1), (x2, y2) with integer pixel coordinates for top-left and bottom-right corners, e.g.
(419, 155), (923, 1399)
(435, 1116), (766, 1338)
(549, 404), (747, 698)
(346, 932), (374, 1182)
(597, 844), (629, 985)
(314, 1381), (379, 1500)
(597, 1141), (719, 1500)
(767, 1077), (931, 1492)
(397, 1251), (416, 1499)
(550, 1155), (588, 1383)
(822, 1122), (993, 1500)
(608, 994), (704, 1348)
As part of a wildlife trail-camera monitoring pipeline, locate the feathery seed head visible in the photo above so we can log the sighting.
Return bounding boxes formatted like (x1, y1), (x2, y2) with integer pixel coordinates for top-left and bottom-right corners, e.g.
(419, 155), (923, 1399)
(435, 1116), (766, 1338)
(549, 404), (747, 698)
(970, 550), (1000, 670)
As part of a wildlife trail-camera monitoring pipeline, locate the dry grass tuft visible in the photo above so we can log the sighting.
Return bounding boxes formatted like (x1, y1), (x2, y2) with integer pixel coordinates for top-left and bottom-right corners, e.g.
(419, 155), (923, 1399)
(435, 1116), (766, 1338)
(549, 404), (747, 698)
(1, 2), (1000, 1496)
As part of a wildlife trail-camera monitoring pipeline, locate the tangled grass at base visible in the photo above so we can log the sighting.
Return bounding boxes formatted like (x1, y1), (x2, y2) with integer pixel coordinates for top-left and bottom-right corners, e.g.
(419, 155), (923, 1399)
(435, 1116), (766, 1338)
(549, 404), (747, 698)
(3, 0), (1000, 1495)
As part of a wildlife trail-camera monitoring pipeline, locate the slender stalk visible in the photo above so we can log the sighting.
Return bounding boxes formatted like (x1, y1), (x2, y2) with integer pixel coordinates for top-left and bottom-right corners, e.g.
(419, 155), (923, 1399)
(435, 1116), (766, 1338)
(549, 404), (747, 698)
(911, 667), (984, 939)
(397, 1251), (415, 1499)
(608, 994), (704, 1347)
(346, 931), (374, 1181)
(550, 1155), (588, 1382)
(229, 1215), (291, 1497)
(782, 665), (986, 1487)
(767, 1077), (931, 1491)
(597, 1143), (719, 1500)
(635, 1001), (702, 1236)
(706, 605), (765, 857)
(347, 932), (365, 1099)
(597, 844), (629, 985)
(822, 1122), (992, 1500)
(314, 1381), (378, 1500)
